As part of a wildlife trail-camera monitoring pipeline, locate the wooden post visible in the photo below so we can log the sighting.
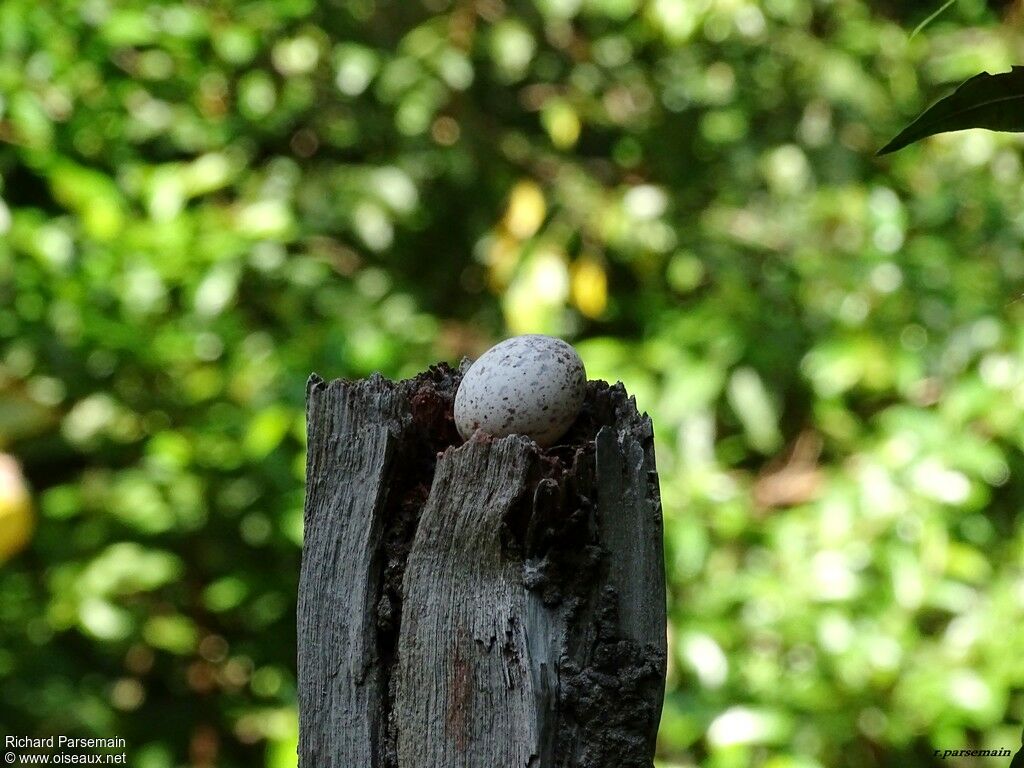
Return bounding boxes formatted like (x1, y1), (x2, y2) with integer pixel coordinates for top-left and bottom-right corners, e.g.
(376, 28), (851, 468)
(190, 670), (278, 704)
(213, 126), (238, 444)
(298, 362), (667, 768)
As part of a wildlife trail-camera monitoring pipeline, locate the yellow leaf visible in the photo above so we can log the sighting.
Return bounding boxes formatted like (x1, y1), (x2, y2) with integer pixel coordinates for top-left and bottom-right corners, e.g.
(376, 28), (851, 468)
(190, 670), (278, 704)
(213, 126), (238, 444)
(571, 256), (608, 318)
(503, 180), (546, 240)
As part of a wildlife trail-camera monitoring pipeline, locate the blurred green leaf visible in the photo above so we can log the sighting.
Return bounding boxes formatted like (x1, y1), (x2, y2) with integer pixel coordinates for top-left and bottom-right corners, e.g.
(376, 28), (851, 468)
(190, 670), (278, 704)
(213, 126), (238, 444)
(244, 406), (293, 459)
(2, 0), (1024, 765)
(143, 616), (198, 655)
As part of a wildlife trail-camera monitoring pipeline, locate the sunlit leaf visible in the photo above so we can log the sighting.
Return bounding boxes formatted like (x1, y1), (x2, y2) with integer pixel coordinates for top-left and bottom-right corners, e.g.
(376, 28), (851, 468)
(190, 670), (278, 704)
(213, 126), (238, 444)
(570, 256), (608, 318)
(503, 181), (546, 240)
(143, 615), (199, 655)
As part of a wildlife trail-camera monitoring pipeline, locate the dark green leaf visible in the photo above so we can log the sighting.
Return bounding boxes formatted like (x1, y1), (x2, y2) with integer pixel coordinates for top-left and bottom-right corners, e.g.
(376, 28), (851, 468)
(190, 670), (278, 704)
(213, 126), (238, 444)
(877, 66), (1024, 155)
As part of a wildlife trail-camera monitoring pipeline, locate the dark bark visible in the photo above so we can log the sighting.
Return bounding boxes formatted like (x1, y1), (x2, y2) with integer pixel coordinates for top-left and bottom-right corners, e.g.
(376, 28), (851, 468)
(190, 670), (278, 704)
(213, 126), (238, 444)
(298, 363), (666, 768)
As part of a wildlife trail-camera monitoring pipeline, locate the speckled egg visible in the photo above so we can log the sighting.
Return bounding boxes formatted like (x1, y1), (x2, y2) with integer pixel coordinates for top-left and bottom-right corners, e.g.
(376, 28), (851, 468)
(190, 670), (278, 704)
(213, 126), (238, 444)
(454, 335), (587, 448)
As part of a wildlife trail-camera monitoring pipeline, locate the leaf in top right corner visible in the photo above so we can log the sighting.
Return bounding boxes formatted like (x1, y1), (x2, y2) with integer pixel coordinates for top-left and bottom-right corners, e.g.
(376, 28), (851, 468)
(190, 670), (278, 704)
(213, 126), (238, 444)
(877, 66), (1024, 155)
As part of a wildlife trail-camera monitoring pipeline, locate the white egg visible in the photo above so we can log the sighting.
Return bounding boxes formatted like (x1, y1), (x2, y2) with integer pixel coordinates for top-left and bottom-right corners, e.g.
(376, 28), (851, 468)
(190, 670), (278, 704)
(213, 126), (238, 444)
(454, 335), (587, 448)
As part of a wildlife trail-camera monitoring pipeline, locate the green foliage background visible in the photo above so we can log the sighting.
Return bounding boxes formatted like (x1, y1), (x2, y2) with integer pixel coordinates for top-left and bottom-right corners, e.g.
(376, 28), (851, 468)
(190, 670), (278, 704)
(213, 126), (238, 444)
(2, 0), (1024, 766)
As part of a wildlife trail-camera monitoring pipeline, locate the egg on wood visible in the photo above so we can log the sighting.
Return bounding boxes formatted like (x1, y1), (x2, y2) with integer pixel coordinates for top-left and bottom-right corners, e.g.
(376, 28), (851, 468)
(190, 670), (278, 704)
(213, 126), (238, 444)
(454, 335), (587, 448)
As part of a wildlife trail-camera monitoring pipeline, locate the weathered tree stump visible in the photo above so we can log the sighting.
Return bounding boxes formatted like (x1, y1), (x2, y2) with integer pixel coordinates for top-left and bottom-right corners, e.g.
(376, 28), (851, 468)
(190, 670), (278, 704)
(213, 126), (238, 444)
(298, 362), (667, 768)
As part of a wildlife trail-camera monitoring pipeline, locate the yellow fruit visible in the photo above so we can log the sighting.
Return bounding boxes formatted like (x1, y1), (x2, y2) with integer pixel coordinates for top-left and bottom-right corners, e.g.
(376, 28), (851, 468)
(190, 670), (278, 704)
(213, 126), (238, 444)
(0, 454), (33, 562)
